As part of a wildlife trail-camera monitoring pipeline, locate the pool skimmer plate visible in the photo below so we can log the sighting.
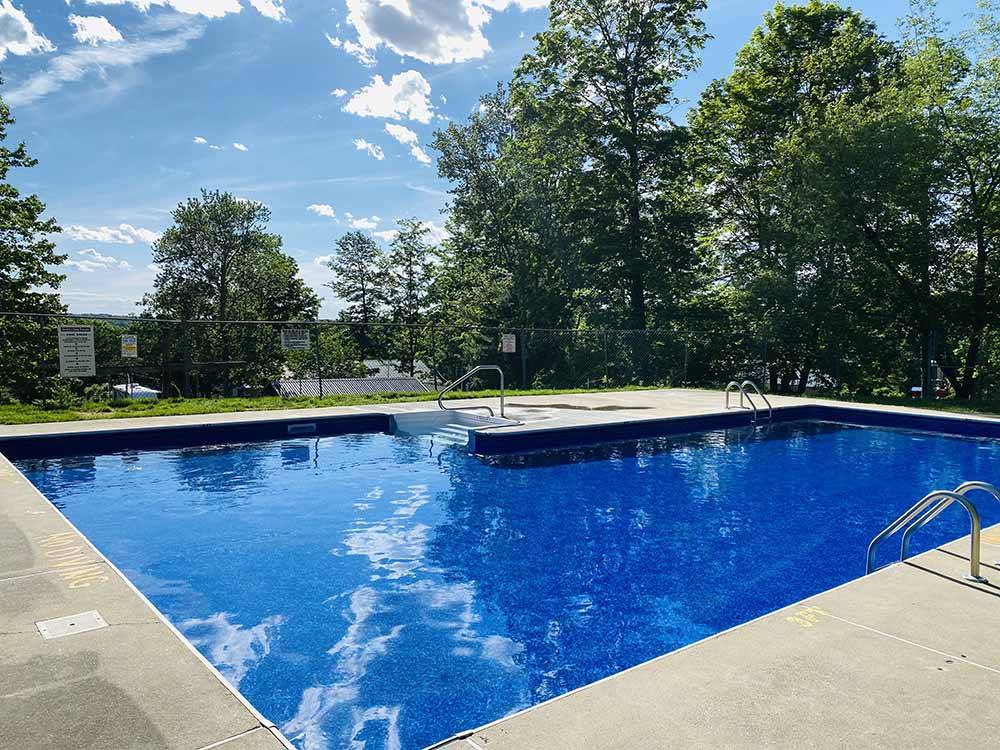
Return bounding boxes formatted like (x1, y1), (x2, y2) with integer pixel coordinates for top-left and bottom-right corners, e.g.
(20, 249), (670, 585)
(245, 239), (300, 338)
(36, 610), (108, 640)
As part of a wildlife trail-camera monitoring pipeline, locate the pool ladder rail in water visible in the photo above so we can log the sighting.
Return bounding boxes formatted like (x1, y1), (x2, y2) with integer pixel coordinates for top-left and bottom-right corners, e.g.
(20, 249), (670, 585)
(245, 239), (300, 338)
(866, 481), (1000, 582)
(724, 380), (772, 425)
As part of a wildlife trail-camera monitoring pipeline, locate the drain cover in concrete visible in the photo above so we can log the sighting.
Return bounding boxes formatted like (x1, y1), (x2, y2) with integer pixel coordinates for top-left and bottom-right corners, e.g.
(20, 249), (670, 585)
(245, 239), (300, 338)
(36, 610), (108, 639)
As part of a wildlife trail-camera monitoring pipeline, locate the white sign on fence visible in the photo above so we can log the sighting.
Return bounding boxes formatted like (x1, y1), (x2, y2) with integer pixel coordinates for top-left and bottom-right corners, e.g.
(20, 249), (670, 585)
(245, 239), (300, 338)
(58, 325), (96, 377)
(501, 332), (517, 354)
(281, 328), (311, 350)
(121, 334), (138, 358)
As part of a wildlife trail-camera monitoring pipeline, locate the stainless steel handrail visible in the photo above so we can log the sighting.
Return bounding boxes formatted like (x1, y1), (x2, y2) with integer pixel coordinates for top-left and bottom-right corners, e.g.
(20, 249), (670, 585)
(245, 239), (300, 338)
(741, 380), (772, 422)
(866, 490), (986, 582)
(725, 381), (757, 424)
(900, 482), (1000, 563)
(437, 365), (505, 418)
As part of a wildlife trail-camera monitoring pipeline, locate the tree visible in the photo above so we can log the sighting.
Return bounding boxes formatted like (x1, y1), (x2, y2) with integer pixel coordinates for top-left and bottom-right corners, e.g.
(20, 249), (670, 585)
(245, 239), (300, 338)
(324, 231), (386, 325)
(689, 0), (899, 392)
(385, 219), (434, 375)
(514, 0), (709, 329)
(0, 83), (65, 401)
(143, 190), (319, 394)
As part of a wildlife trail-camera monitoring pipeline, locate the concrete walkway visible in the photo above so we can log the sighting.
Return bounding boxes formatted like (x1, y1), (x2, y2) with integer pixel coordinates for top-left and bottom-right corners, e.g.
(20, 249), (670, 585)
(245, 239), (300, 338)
(3, 389), (1000, 749)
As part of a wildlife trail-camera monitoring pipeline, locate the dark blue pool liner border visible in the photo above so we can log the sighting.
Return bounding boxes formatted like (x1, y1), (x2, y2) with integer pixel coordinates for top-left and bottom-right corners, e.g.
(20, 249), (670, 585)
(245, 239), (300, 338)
(0, 412), (391, 460)
(468, 404), (1000, 454)
(3, 404), (999, 461)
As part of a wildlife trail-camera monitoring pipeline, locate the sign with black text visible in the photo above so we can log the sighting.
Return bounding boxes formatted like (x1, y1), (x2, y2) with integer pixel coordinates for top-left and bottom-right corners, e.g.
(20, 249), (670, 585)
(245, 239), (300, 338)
(281, 328), (311, 350)
(58, 325), (96, 377)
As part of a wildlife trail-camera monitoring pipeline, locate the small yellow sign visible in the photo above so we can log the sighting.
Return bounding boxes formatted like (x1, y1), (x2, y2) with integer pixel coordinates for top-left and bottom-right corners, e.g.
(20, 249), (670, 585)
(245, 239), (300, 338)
(121, 334), (138, 358)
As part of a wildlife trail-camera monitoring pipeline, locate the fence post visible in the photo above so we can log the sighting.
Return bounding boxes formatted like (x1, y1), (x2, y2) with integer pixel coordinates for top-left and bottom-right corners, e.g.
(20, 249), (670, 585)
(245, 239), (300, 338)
(315, 323), (324, 399)
(432, 327), (439, 390)
(519, 329), (528, 388)
(181, 320), (192, 398)
(603, 330), (610, 385)
(683, 340), (689, 386)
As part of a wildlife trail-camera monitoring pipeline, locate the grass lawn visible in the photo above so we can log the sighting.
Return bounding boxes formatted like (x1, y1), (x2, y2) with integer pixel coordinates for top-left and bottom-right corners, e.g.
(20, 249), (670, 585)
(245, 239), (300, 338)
(0, 387), (654, 425)
(1, 387), (997, 425)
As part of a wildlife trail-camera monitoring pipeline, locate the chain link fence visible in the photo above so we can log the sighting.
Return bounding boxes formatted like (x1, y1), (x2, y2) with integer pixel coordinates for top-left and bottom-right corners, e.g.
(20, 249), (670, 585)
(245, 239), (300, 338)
(0, 311), (995, 405)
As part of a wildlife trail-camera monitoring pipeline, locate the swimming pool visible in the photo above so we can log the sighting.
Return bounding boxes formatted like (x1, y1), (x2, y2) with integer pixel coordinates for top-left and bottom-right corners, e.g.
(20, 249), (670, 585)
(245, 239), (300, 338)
(11, 417), (1000, 750)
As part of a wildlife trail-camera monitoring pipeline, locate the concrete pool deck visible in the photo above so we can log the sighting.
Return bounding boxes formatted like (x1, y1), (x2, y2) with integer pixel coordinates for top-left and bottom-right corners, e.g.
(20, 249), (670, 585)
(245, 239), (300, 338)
(3, 388), (1000, 749)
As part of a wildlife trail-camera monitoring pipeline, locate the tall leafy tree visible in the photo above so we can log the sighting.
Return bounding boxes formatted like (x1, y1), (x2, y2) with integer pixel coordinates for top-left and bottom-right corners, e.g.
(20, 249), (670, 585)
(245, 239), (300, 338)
(143, 190), (318, 393)
(325, 230), (386, 325)
(385, 219), (434, 375)
(0, 84), (65, 401)
(514, 0), (709, 329)
(689, 1), (898, 392)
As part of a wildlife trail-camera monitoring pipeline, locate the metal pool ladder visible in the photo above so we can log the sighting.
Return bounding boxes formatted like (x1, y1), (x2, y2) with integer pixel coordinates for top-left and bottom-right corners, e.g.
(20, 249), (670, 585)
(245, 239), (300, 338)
(866, 481), (1000, 582)
(724, 380), (772, 424)
(438, 364), (505, 418)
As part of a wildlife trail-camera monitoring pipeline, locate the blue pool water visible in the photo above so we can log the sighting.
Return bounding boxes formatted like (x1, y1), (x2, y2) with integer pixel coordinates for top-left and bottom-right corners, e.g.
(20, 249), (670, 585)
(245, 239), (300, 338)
(15, 421), (1000, 750)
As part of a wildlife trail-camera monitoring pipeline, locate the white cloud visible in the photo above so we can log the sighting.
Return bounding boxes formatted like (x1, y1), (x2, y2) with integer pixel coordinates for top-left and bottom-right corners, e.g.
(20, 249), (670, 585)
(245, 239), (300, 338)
(384, 123), (418, 146)
(331, 88), (348, 98)
(384, 123), (432, 165)
(372, 229), (398, 242)
(411, 145), (432, 165)
(313, 253), (334, 266)
(209, 144), (224, 150)
(345, 212), (379, 230)
(353, 138), (385, 161)
(0, 0), (54, 61)
(344, 71), (434, 124)
(247, 0), (287, 21)
(67, 248), (133, 272)
(339, 0), (545, 66)
(193, 135), (208, 144)
(307, 203), (336, 218)
(7, 19), (203, 106)
(68, 15), (123, 46)
(326, 33), (375, 66)
(67, 223), (161, 245)
(423, 220), (449, 244)
(78, 0), (243, 19)
(233, 142), (249, 151)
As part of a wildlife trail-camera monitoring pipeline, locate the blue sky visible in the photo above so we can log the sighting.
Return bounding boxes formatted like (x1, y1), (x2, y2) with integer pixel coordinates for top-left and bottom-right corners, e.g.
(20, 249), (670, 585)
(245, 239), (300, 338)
(2, 0), (976, 317)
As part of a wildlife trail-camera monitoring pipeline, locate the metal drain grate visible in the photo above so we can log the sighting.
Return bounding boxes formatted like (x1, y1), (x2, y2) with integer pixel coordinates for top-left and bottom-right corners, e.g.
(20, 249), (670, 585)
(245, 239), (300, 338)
(36, 610), (108, 639)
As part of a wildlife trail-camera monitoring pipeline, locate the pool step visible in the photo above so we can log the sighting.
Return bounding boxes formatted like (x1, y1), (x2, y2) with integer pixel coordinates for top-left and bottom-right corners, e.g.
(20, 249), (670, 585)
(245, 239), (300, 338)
(429, 424), (471, 446)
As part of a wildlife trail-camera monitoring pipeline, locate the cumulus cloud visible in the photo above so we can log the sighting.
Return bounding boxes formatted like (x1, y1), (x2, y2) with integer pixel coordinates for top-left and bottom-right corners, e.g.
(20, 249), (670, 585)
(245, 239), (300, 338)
(353, 138), (385, 161)
(8, 18), (203, 106)
(67, 247), (133, 272)
(233, 142), (248, 151)
(372, 229), (398, 242)
(247, 0), (287, 21)
(343, 71), (434, 124)
(67, 223), (161, 245)
(345, 212), (379, 230)
(338, 0), (545, 65)
(325, 33), (376, 66)
(193, 135), (207, 144)
(307, 203), (336, 218)
(384, 123), (432, 165)
(0, 0), (54, 61)
(331, 88), (348, 98)
(209, 144), (224, 150)
(69, 15), (123, 46)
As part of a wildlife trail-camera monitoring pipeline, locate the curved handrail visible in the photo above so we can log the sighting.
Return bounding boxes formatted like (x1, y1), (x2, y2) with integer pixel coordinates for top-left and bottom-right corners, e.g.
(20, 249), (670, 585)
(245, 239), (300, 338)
(866, 490), (985, 581)
(741, 380), (772, 422)
(438, 365), (505, 418)
(725, 381), (757, 424)
(900, 482), (1000, 562)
